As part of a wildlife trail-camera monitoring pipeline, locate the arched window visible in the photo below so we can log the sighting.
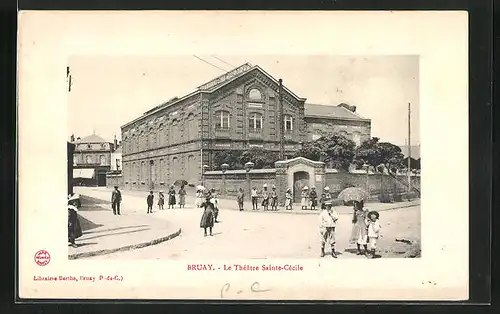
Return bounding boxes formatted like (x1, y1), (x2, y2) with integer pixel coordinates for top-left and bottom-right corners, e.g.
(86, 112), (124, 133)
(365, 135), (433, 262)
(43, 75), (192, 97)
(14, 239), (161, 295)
(86, 155), (93, 164)
(148, 127), (155, 149)
(284, 114), (293, 131)
(215, 111), (230, 129)
(169, 119), (178, 144)
(158, 124), (164, 147)
(100, 155), (106, 165)
(248, 88), (262, 100)
(248, 112), (263, 130)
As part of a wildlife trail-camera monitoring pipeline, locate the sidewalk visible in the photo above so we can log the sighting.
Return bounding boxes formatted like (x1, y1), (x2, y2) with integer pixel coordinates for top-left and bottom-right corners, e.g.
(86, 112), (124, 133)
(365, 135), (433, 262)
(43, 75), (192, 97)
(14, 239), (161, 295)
(68, 195), (181, 259)
(75, 187), (420, 216)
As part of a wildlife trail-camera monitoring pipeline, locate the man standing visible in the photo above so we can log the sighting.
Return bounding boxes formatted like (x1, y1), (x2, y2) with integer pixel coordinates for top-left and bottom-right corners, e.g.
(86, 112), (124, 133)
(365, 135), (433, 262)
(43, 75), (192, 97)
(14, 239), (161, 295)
(147, 191), (154, 214)
(319, 202), (339, 258)
(111, 186), (122, 215)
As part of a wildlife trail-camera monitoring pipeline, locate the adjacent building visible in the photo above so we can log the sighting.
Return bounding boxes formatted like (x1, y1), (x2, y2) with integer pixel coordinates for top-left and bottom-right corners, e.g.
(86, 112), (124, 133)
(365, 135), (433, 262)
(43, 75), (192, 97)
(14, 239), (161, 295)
(120, 63), (371, 190)
(71, 133), (117, 186)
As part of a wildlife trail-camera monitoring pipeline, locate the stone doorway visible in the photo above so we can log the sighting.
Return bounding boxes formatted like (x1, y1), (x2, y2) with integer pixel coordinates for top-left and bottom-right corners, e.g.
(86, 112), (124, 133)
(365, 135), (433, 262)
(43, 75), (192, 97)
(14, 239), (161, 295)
(293, 171), (310, 203)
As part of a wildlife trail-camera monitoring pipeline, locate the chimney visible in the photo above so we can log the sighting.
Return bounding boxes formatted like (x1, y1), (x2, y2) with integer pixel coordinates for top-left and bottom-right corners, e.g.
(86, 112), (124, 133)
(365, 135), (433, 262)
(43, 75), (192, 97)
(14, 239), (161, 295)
(338, 103), (356, 112)
(114, 134), (118, 147)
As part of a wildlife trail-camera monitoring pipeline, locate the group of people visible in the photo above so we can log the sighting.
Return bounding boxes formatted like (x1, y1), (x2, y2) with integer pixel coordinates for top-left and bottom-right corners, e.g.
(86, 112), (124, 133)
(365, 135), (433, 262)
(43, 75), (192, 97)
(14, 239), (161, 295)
(146, 185), (187, 213)
(319, 199), (382, 259)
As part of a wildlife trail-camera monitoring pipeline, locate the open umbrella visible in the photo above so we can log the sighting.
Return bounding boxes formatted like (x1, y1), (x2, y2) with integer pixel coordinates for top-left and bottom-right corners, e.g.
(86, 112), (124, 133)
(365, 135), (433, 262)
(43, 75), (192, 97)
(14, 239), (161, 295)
(196, 185), (206, 191)
(174, 179), (188, 186)
(337, 187), (370, 203)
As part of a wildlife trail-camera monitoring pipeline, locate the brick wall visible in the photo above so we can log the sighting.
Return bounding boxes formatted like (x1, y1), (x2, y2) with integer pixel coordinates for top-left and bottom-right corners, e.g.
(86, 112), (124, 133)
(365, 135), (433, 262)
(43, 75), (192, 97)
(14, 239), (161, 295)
(106, 173), (124, 188)
(204, 170), (276, 200)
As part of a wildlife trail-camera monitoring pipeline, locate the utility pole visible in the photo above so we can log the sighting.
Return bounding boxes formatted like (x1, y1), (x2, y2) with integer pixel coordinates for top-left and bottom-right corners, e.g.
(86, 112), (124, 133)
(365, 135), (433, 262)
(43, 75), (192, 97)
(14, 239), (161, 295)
(66, 66), (72, 92)
(407, 102), (412, 193)
(278, 79), (284, 160)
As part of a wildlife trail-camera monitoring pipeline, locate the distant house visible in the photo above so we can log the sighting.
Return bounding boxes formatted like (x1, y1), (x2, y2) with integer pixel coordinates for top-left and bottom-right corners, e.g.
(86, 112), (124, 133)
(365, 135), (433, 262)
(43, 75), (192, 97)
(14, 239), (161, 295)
(70, 133), (118, 186)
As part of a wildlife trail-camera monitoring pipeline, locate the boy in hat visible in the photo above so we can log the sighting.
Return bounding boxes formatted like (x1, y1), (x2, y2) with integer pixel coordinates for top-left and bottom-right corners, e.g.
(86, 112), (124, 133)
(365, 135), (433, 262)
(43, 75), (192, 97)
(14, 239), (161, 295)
(320, 186), (332, 210)
(366, 211), (382, 258)
(319, 201), (339, 258)
(147, 191), (154, 214)
(111, 185), (122, 215)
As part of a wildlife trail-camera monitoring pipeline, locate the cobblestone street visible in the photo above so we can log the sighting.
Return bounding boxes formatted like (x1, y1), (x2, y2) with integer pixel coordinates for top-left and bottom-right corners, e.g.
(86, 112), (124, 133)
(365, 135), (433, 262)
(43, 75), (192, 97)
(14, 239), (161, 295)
(75, 187), (421, 260)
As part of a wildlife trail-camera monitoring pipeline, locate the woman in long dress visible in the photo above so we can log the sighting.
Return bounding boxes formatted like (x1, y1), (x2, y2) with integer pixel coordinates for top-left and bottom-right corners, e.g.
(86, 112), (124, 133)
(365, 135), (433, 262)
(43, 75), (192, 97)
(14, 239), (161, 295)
(301, 186), (309, 210)
(168, 185), (176, 209)
(178, 185), (187, 208)
(200, 195), (215, 236)
(261, 184), (269, 211)
(349, 200), (369, 256)
(67, 194), (83, 248)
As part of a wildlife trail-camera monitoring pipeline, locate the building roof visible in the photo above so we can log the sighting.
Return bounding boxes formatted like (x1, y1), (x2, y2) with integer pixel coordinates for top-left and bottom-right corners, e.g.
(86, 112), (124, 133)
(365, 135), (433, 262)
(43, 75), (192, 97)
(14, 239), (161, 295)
(77, 134), (111, 143)
(114, 145), (122, 153)
(304, 103), (368, 121)
(399, 145), (420, 159)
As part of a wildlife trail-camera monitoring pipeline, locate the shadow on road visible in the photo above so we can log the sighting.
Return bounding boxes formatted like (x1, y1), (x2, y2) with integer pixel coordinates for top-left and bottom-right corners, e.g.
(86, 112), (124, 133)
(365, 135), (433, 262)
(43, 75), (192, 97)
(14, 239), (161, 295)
(82, 227), (150, 241)
(83, 225), (149, 235)
(79, 215), (103, 232)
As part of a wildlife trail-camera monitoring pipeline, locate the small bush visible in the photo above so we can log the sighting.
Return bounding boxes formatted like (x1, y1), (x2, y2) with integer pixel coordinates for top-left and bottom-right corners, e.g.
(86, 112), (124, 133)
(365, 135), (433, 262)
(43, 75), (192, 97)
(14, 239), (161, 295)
(378, 194), (393, 203)
(393, 193), (404, 202)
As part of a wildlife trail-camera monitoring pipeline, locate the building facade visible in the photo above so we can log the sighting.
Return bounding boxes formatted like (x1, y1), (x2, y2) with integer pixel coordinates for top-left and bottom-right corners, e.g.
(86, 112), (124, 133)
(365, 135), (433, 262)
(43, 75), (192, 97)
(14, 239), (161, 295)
(120, 63), (371, 190)
(71, 134), (116, 186)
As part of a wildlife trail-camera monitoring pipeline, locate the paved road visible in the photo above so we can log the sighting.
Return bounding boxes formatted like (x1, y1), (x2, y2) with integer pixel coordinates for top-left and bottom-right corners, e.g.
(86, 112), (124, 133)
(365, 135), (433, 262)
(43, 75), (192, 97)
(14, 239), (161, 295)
(77, 187), (421, 260)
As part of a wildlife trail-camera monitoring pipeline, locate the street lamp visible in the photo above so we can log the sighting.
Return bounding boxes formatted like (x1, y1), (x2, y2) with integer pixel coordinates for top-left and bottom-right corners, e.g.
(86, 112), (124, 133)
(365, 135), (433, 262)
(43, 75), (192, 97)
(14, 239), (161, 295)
(245, 162), (254, 202)
(202, 164), (209, 187)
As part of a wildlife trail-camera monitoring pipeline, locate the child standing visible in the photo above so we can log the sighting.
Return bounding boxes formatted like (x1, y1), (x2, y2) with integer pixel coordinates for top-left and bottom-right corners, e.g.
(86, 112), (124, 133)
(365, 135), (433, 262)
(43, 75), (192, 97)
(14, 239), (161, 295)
(301, 186), (309, 210)
(261, 184), (269, 211)
(237, 188), (245, 211)
(158, 191), (165, 210)
(319, 203), (339, 258)
(270, 186), (278, 211)
(285, 188), (293, 210)
(366, 211), (382, 258)
(309, 186), (318, 211)
(147, 191), (154, 214)
(251, 187), (259, 210)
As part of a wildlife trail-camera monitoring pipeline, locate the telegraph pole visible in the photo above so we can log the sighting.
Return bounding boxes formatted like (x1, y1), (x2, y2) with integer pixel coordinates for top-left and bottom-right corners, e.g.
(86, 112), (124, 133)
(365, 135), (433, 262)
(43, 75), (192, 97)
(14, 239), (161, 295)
(407, 102), (412, 193)
(67, 66), (72, 92)
(279, 79), (285, 160)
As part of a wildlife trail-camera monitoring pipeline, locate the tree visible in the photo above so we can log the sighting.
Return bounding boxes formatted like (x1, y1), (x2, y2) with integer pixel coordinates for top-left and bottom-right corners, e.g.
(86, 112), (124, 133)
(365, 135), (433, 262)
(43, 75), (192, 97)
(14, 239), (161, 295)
(294, 134), (356, 171)
(212, 150), (243, 170)
(239, 148), (279, 169)
(355, 137), (405, 172)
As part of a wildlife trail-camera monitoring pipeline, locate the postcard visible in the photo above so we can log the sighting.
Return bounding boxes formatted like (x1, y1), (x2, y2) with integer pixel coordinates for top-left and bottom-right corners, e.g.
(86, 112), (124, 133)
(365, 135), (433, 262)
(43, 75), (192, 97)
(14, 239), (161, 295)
(18, 11), (468, 300)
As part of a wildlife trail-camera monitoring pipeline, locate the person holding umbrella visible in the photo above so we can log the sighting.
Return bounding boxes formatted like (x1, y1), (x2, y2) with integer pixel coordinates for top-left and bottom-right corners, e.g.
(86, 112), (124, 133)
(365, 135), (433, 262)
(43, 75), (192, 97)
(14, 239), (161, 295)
(301, 186), (309, 210)
(68, 194), (83, 248)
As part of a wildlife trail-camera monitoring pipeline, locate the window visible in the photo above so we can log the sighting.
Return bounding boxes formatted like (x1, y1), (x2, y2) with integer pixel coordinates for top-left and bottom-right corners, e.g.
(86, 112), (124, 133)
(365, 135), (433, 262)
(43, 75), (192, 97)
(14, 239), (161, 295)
(87, 144), (92, 149)
(86, 155), (93, 164)
(73, 156), (78, 165)
(158, 124), (164, 147)
(284, 115), (293, 131)
(248, 88), (262, 100)
(148, 128), (155, 149)
(248, 112), (263, 130)
(100, 155), (106, 165)
(215, 111), (230, 129)
(116, 159), (121, 171)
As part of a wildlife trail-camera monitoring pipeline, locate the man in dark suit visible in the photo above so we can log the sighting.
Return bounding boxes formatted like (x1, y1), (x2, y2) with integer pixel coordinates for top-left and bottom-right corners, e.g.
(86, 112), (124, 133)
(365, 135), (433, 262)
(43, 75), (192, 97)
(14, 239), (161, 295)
(147, 191), (154, 214)
(111, 186), (122, 215)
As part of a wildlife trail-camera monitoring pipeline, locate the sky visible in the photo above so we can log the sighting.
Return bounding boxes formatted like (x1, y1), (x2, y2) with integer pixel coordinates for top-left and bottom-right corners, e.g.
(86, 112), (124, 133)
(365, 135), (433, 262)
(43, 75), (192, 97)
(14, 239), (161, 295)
(68, 55), (419, 146)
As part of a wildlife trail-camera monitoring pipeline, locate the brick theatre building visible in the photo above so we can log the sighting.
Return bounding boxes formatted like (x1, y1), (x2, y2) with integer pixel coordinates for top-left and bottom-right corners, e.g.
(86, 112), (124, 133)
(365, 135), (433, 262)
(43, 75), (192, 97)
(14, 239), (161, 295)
(120, 63), (371, 190)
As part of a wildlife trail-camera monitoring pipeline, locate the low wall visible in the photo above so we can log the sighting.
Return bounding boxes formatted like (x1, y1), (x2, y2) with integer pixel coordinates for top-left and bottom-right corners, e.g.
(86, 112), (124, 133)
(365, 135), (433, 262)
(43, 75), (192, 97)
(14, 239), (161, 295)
(106, 172), (124, 188)
(204, 168), (421, 202)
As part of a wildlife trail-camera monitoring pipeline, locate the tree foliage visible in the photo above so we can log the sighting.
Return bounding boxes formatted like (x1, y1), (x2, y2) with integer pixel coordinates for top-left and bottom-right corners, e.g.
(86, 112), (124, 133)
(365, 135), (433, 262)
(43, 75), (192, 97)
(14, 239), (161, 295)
(354, 137), (405, 172)
(294, 134), (356, 171)
(212, 148), (279, 170)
